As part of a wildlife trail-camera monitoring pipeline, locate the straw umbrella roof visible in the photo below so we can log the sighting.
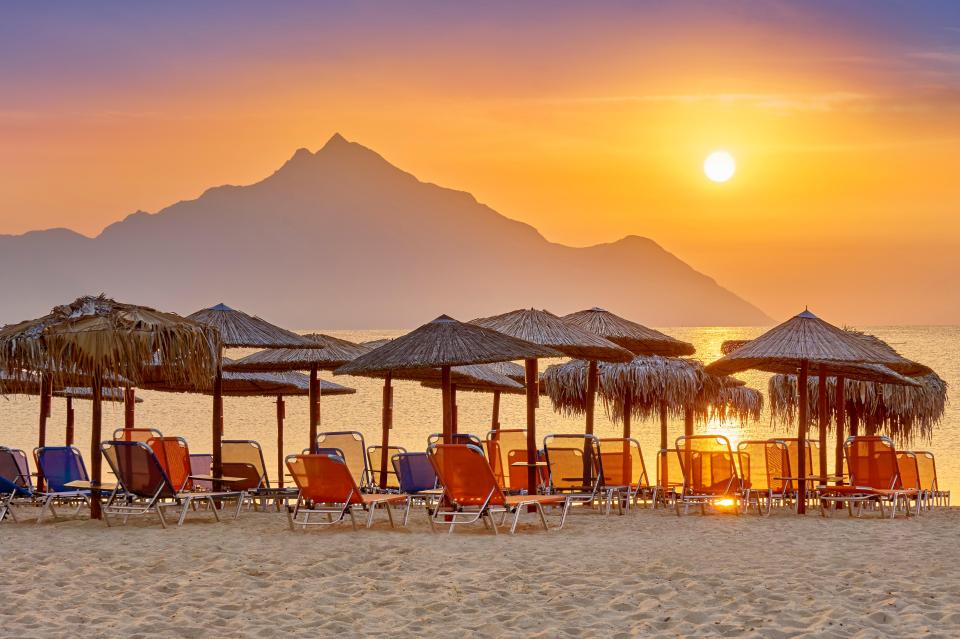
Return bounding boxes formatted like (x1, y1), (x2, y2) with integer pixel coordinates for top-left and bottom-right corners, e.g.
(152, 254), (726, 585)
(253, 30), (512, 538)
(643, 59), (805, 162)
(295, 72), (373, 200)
(768, 372), (947, 444)
(220, 370), (356, 398)
(542, 356), (762, 425)
(0, 295), (219, 389)
(223, 333), (370, 373)
(721, 339), (751, 355)
(54, 387), (143, 403)
(361, 339), (392, 350)
(187, 303), (315, 349)
(335, 315), (560, 376)
(470, 309), (633, 362)
(706, 310), (931, 378)
(486, 360), (526, 382)
(563, 308), (695, 356)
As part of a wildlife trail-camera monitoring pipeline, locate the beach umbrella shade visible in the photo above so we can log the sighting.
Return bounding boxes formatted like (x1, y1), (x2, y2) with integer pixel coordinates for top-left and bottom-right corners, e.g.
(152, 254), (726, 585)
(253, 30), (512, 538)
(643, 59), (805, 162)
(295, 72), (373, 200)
(186, 303), (318, 478)
(706, 310), (924, 513)
(336, 315), (559, 489)
(470, 308), (633, 488)
(563, 307), (696, 444)
(0, 295), (218, 516)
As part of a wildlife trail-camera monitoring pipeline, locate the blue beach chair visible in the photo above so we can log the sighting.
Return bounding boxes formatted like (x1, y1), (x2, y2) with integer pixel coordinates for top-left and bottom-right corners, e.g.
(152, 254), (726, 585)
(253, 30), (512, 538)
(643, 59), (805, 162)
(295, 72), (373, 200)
(392, 451), (441, 525)
(34, 446), (103, 524)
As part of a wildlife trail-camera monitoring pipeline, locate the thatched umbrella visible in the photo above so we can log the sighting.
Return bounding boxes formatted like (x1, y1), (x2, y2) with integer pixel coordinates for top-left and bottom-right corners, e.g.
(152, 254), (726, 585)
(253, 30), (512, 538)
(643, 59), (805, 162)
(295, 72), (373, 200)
(222, 333), (369, 452)
(361, 338), (392, 350)
(470, 308), (632, 488)
(0, 295), (218, 517)
(336, 315), (559, 489)
(706, 310), (924, 513)
(186, 303), (316, 481)
(563, 307), (696, 446)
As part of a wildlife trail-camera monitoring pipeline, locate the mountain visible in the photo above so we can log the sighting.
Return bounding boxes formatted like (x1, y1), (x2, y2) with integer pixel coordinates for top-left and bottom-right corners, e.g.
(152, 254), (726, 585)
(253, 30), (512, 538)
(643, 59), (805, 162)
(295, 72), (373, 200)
(0, 133), (770, 328)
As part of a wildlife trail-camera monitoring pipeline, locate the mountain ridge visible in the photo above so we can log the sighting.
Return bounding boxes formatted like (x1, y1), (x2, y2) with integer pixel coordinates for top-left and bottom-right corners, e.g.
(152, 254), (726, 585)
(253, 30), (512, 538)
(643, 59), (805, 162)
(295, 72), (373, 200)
(0, 133), (771, 328)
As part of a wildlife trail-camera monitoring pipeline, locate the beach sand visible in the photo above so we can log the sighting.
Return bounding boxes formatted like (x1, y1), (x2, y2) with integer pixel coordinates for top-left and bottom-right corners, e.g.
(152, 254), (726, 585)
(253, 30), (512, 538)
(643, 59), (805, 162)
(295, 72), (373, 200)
(1, 505), (958, 638)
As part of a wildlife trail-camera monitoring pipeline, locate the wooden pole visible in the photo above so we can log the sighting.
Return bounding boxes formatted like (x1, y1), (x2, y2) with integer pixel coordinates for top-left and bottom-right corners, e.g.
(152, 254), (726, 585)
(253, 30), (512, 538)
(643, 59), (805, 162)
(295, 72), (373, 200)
(796, 360), (809, 515)
(379, 373), (393, 489)
(834, 376), (846, 485)
(212, 345), (224, 487)
(441, 366), (453, 443)
(491, 390), (501, 431)
(585, 360), (598, 436)
(276, 395), (285, 488)
(37, 373), (50, 491)
(525, 358), (538, 493)
(622, 394), (632, 439)
(90, 373), (103, 519)
(817, 370), (828, 482)
(123, 387), (135, 429)
(308, 365), (320, 453)
(683, 406), (694, 438)
(65, 397), (75, 446)
(659, 401), (668, 491)
(849, 407), (859, 438)
(451, 383), (458, 435)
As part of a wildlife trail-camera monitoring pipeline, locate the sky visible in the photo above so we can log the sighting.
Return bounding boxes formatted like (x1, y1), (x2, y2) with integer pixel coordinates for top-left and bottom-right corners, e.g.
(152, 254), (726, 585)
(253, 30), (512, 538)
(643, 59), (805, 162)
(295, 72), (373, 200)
(1, 1), (959, 324)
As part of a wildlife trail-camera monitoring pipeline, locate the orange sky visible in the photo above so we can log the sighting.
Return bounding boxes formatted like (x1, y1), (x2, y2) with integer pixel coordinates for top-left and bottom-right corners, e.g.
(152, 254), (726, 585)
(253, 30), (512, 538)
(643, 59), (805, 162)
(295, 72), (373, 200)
(1, 3), (959, 324)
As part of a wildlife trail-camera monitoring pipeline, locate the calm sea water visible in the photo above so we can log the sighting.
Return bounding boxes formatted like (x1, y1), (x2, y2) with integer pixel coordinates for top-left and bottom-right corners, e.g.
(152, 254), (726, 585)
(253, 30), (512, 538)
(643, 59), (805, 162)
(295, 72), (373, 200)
(4, 326), (957, 495)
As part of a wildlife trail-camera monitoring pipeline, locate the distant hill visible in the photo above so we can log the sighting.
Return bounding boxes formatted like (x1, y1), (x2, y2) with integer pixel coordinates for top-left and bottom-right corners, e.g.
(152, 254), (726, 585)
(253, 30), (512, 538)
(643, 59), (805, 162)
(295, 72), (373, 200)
(0, 134), (770, 328)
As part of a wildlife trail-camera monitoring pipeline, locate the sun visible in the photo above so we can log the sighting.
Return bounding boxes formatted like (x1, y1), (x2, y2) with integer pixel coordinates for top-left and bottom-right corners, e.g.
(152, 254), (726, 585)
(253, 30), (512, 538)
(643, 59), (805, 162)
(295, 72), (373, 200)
(704, 150), (736, 183)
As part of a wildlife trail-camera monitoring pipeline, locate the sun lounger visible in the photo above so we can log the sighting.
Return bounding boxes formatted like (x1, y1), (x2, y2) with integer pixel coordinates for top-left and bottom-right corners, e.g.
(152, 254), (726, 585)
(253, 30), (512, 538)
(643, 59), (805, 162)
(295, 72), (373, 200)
(112, 427), (163, 442)
(737, 439), (791, 515)
(101, 440), (243, 528)
(914, 450), (948, 508)
(0, 447), (39, 523)
(427, 433), (483, 447)
(818, 436), (919, 518)
(33, 446), (105, 524)
(189, 453), (214, 491)
(392, 451), (442, 525)
(597, 437), (653, 509)
(653, 448), (683, 508)
(222, 439), (298, 509)
(543, 434), (622, 514)
(285, 452), (407, 530)
(484, 429), (547, 494)
(316, 431), (372, 491)
(674, 435), (743, 515)
(427, 443), (568, 534)
(367, 445), (406, 491)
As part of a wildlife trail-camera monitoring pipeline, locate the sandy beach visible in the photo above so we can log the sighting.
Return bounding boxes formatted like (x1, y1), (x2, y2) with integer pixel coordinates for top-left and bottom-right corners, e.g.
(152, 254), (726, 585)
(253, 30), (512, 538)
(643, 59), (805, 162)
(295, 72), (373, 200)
(2, 506), (957, 638)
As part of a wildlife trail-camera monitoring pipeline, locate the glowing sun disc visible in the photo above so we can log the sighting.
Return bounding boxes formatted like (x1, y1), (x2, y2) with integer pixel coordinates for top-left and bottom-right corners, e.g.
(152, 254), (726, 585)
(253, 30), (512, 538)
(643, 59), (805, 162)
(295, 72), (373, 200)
(704, 151), (736, 183)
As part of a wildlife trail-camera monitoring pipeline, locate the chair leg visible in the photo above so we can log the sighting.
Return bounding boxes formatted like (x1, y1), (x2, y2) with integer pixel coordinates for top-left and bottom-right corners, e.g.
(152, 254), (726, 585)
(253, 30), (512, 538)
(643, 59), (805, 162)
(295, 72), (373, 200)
(366, 503), (377, 528)
(156, 504), (168, 529)
(348, 508), (358, 531)
(536, 503), (549, 531)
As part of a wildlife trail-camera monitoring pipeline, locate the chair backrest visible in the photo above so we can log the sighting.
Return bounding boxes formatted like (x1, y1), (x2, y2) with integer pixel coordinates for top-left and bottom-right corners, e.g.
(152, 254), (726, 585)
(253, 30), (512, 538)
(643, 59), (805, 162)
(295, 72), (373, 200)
(782, 438), (814, 477)
(316, 431), (370, 489)
(428, 444), (504, 507)
(597, 438), (647, 489)
(101, 441), (176, 499)
(427, 433), (483, 448)
(189, 454), (213, 491)
(112, 427), (163, 443)
(286, 453), (363, 504)
(543, 434), (602, 493)
(656, 448), (683, 490)
(392, 452), (438, 494)
(0, 447), (30, 492)
(809, 439), (822, 478)
(675, 435), (740, 496)
(147, 437), (194, 492)
(844, 436), (900, 490)
(222, 440), (269, 491)
(737, 440), (790, 493)
(895, 451), (921, 491)
(367, 445), (406, 489)
(913, 451), (938, 494)
(484, 429), (527, 489)
(35, 446), (89, 492)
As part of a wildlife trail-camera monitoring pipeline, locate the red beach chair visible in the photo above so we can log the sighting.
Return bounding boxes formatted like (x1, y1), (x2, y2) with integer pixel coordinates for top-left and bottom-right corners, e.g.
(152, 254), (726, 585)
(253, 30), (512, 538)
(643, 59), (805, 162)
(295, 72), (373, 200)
(818, 436), (919, 518)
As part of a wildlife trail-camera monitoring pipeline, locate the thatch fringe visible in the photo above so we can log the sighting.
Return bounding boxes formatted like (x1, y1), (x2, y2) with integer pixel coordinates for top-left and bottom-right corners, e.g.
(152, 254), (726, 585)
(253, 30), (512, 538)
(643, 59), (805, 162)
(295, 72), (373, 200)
(0, 295), (219, 391)
(563, 308), (695, 356)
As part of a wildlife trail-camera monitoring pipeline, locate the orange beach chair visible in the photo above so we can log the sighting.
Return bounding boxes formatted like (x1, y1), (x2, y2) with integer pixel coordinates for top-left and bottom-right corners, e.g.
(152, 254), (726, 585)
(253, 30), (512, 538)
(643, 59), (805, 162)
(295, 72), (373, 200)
(674, 435), (743, 516)
(428, 444), (569, 534)
(818, 436), (919, 518)
(285, 452), (407, 530)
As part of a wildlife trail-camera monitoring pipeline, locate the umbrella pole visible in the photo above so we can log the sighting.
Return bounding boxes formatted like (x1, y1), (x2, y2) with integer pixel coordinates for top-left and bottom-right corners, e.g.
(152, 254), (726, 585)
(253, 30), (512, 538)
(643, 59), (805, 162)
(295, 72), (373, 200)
(212, 347), (224, 490)
(525, 358), (538, 494)
(796, 360), (809, 515)
(276, 395), (285, 488)
(451, 383), (458, 435)
(441, 366), (453, 443)
(834, 376), (846, 485)
(491, 390), (500, 432)
(37, 373), (49, 491)
(65, 397), (75, 447)
(379, 373), (392, 490)
(817, 371), (828, 483)
(90, 373), (103, 520)
(309, 365), (319, 453)
(659, 401), (668, 493)
(585, 360), (598, 436)
(124, 387), (135, 429)
(622, 394), (632, 439)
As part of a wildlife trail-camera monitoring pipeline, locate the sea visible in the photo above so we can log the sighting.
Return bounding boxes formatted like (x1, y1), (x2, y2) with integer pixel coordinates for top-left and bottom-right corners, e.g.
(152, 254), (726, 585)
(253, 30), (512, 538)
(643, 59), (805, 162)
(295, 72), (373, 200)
(4, 326), (957, 496)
